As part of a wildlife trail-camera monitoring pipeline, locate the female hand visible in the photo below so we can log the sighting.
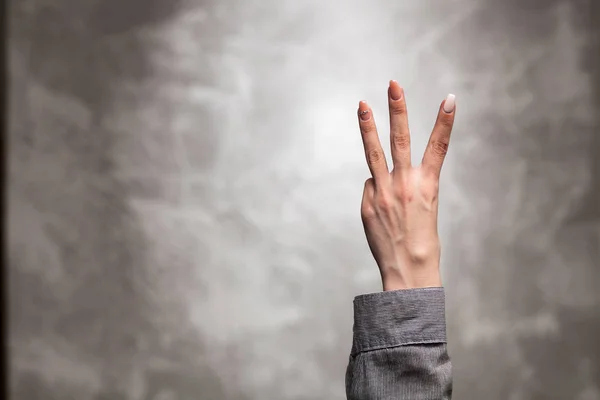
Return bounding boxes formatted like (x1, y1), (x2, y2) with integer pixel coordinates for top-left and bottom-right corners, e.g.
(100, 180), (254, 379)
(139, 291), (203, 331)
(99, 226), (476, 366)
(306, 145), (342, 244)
(358, 80), (456, 291)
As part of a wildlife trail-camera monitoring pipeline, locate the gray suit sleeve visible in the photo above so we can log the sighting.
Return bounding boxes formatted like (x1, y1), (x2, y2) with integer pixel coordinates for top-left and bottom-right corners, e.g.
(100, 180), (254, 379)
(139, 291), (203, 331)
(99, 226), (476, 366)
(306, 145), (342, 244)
(345, 287), (452, 399)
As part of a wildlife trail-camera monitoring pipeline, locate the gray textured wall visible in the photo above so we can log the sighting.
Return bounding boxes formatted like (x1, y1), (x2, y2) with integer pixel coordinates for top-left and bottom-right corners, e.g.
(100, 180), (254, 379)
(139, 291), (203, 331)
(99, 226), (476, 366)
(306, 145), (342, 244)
(7, 0), (600, 399)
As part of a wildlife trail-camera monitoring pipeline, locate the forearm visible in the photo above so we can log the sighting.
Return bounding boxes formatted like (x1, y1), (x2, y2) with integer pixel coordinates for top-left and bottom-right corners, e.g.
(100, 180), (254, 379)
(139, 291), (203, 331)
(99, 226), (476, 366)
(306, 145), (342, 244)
(349, 81), (456, 398)
(345, 287), (452, 399)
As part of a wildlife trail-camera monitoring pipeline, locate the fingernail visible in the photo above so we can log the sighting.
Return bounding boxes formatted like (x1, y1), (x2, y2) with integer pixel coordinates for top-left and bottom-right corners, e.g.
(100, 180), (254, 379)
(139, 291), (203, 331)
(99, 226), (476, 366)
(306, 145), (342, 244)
(443, 94), (456, 113)
(389, 80), (402, 100)
(358, 101), (371, 121)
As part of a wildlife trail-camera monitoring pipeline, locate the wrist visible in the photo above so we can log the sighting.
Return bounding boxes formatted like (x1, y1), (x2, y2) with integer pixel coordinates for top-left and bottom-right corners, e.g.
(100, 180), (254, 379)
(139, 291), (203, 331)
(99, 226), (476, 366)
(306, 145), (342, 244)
(380, 266), (442, 291)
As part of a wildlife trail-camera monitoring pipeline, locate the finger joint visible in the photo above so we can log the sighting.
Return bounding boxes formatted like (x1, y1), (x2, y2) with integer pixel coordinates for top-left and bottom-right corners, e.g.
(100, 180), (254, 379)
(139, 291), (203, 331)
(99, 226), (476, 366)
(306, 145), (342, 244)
(392, 134), (410, 151)
(367, 148), (385, 166)
(390, 103), (406, 116)
(431, 140), (449, 159)
(361, 205), (376, 221)
(438, 115), (454, 129)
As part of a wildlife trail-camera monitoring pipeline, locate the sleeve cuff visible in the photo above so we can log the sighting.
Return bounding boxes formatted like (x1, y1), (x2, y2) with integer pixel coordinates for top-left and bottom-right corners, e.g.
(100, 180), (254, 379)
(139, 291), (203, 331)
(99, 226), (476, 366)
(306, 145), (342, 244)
(351, 287), (447, 355)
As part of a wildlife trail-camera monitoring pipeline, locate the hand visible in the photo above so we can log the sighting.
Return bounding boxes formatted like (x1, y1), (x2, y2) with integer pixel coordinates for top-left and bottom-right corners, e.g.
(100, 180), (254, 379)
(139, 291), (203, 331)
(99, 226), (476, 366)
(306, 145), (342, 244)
(357, 80), (456, 291)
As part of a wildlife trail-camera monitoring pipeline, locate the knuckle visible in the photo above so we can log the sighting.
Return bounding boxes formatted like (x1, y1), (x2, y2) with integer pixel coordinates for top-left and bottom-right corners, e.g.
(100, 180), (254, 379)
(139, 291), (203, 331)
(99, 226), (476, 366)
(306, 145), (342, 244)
(438, 114), (454, 129)
(430, 140), (449, 159)
(390, 102), (407, 116)
(428, 178), (440, 193)
(360, 121), (375, 134)
(361, 204), (376, 221)
(423, 166), (439, 180)
(367, 149), (384, 166)
(394, 184), (412, 204)
(421, 179), (439, 203)
(422, 171), (441, 191)
(376, 194), (393, 210)
(424, 189), (439, 204)
(392, 134), (410, 151)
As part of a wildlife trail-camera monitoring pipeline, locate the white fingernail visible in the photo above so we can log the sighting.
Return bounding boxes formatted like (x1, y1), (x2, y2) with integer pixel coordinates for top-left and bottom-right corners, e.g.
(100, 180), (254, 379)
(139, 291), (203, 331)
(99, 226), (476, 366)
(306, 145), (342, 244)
(443, 94), (456, 113)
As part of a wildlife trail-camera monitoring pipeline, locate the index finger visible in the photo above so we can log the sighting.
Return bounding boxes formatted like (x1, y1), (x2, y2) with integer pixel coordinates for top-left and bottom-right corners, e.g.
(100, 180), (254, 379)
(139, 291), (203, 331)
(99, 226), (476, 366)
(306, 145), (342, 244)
(358, 100), (389, 183)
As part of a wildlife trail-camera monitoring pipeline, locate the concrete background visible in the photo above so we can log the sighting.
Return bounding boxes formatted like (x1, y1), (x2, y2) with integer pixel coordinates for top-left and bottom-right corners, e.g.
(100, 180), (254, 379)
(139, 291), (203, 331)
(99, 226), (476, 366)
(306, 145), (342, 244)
(7, 0), (600, 399)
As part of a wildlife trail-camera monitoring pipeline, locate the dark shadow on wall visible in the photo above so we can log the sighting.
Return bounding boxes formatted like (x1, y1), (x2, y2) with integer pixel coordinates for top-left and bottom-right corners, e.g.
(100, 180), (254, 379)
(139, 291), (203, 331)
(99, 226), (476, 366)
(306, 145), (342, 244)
(445, 0), (600, 398)
(567, 0), (600, 224)
(494, 1), (600, 399)
(520, 1), (600, 398)
(8, 1), (245, 399)
(1, 0), (7, 399)
(514, 1), (599, 398)
(519, 1), (600, 397)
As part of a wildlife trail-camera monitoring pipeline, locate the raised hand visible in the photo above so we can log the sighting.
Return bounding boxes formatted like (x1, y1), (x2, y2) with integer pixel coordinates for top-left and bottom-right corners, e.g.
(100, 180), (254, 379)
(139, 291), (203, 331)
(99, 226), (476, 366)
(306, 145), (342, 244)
(357, 80), (456, 291)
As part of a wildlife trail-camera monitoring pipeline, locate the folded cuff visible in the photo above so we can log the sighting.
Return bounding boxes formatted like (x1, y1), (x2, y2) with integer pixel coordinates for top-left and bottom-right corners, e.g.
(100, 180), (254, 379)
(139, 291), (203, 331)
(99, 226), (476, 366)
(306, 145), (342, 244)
(351, 287), (447, 355)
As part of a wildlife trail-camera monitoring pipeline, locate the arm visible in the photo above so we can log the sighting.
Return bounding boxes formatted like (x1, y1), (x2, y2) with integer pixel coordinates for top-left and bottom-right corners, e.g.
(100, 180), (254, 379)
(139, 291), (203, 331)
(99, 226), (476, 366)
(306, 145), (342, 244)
(345, 288), (452, 399)
(346, 81), (456, 399)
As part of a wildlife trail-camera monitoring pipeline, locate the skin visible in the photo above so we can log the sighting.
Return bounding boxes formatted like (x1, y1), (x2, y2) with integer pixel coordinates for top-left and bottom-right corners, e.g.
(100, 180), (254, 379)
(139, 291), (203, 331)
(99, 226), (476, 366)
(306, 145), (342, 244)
(357, 80), (456, 291)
